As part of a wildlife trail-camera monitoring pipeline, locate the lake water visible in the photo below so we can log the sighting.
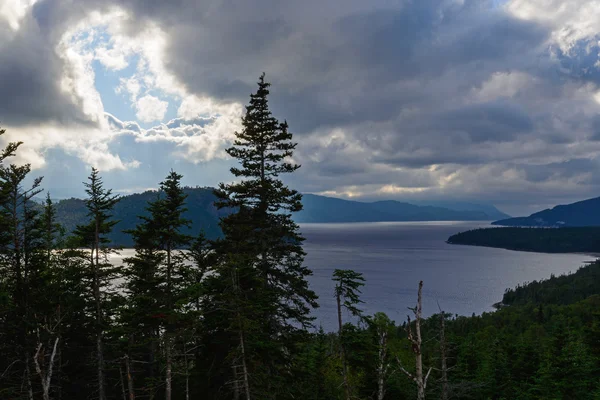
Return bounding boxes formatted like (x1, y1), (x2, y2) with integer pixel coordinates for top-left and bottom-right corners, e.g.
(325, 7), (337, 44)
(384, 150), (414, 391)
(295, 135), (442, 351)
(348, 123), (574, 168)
(113, 221), (594, 331)
(300, 221), (592, 330)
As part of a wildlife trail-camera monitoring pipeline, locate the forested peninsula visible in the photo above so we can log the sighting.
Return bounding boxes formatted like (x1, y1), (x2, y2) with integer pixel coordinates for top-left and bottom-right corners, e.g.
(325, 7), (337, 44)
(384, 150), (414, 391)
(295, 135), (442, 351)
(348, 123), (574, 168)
(2, 75), (600, 399)
(447, 227), (600, 254)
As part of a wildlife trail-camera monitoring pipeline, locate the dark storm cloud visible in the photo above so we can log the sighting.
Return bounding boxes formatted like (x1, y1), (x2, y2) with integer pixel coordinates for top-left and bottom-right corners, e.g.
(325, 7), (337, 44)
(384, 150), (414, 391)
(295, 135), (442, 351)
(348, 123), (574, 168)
(517, 158), (598, 184)
(590, 115), (600, 140)
(435, 102), (534, 143)
(127, 0), (550, 136)
(0, 15), (90, 126)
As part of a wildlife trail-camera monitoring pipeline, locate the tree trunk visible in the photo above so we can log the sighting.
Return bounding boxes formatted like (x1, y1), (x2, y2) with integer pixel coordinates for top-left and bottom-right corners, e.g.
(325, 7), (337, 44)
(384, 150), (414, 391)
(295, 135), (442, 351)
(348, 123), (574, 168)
(34, 337), (60, 400)
(336, 292), (350, 400)
(125, 355), (135, 400)
(399, 281), (431, 400)
(232, 365), (240, 400)
(440, 310), (449, 400)
(165, 338), (172, 400)
(184, 344), (190, 400)
(376, 327), (388, 400)
(239, 329), (251, 400)
(414, 281), (426, 400)
(231, 268), (251, 400)
(94, 219), (106, 400)
(120, 364), (127, 400)
(165, 245), (172, 400)
(26, 355), (34, 400)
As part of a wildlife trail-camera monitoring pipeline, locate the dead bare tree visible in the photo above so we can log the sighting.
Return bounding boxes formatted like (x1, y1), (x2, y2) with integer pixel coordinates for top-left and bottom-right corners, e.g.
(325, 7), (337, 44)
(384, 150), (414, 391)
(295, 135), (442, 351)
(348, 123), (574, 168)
(377, 327), (388, 400)
(33, 314), (62, 400)
(372, 313), (393, 400)
(397, 281), (431, 400)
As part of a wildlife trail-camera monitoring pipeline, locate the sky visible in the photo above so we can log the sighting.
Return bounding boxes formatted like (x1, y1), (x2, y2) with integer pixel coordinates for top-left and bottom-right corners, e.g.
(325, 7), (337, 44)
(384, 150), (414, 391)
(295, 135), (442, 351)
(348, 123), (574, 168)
(1, 0), (600, 216)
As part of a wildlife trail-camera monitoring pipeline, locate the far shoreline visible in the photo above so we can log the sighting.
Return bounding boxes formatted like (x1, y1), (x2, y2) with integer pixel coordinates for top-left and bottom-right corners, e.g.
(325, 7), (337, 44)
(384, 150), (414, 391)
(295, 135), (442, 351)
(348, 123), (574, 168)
(447, 241), (600, 259)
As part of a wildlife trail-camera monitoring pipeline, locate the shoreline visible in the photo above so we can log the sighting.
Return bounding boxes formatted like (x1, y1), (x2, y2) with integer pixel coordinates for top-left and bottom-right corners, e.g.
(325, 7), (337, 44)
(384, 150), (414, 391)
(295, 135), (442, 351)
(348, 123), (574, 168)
(447, 241), (600, 259)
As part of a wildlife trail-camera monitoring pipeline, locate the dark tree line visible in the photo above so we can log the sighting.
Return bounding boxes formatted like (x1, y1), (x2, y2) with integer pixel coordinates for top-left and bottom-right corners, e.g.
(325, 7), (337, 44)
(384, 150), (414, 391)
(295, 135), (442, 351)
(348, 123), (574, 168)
(447, 227), (600, 253)
(1, 76), (600, 400)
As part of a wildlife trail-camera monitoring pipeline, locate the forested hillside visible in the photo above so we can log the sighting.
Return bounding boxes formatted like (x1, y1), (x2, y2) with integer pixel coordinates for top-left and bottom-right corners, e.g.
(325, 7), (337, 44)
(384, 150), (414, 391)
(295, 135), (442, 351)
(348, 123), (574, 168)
(447, 226), (600, 253)
(53, 187), (227, 246)
(297, 194), (507, 223)
(296, 262), (600, 400)
(493, 196), (600, 227)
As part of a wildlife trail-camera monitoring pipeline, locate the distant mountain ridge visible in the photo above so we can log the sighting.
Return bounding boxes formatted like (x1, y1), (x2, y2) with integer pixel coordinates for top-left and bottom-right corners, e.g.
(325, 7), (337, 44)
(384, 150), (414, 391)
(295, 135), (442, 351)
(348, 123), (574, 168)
(51, 189), (509, 246)
(297, 194), (509, 223)
(493, 196), (600, 227)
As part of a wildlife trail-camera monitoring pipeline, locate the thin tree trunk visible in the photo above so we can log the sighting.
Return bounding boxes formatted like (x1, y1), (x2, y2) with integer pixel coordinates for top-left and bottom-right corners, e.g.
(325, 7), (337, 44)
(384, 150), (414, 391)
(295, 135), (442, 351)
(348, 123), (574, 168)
(232, 365), (240, 400)
(376, 327), (388, 400)
(94, 219), (106, 400)
(239, 329), (251, 400)
(165, 339), (172, 400)
(231, 268), (251, 400)
(439, 308), (448, 400)
(34, 337), (60, 400)
(336, 292), (350, 400)
(414, 281), (426, 400)
(25, 355), (34, 400)
(398, 281), (432, 400)
(165, 245), (172, 400)
(120, 364), (127, 400)
(125, 355), (135, 400)
(184, 344), (190, 400)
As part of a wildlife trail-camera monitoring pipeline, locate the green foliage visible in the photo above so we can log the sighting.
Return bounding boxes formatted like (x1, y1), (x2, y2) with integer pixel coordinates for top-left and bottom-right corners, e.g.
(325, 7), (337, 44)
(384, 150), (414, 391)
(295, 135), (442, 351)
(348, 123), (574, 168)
(119, 170), (197, 399)
(502, 260), (600, 306)
(333, 269), (366, 319)
(205, 73), (318, 399)
(52, 186), (226, 247)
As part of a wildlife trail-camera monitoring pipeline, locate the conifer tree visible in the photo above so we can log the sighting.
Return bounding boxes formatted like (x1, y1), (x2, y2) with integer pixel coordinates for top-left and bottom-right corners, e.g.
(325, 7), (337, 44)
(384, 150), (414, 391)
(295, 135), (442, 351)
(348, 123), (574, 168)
(120, 191), (164, 399)
(209, 73), (318, 398)
(31, 194), (65, 400)
(154, 170), (192, 400)
(75, 168), (120, 400)
(121, 170), (192, 400)
(332, 268), (365, 400)
(0, 160), (43, 399)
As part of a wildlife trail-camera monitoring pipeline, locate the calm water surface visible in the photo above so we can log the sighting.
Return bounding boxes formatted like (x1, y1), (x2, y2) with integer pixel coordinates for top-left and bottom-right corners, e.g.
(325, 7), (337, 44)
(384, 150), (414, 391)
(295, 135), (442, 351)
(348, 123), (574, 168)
(300, 221), (592, 330)
(114, 221), (593, 331)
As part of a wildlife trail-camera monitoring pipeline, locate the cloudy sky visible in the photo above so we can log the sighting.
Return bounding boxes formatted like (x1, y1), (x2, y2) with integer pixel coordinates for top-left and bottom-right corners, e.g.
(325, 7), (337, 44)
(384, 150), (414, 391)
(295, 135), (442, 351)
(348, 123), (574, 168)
(2, 0), (600, 215)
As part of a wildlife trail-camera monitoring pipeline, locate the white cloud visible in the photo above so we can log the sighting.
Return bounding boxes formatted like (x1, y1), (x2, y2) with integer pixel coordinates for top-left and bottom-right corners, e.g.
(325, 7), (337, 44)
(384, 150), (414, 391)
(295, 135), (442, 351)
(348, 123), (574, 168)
(107, 111), (241, 163)
(507, 0), (600, 54)
(0, 0), (38, 31)
(2, 122), (139, 172)
(58, 27), (105, 125)
(177, 94), (244, 120)
(116, 76), (141, 102)
(471, 71), (536, 102)
(135, 95), (169, 123)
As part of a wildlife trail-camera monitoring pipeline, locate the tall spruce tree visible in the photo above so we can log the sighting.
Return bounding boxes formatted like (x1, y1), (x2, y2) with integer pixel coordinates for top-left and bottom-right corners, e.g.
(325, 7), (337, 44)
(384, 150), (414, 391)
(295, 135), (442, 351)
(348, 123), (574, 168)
(209, 73), (318, 398)
(120, 191), (165, 399)
(154, 170), (192, 400)
(121, 170), (192, 400)
(75, 168), (120, 400)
